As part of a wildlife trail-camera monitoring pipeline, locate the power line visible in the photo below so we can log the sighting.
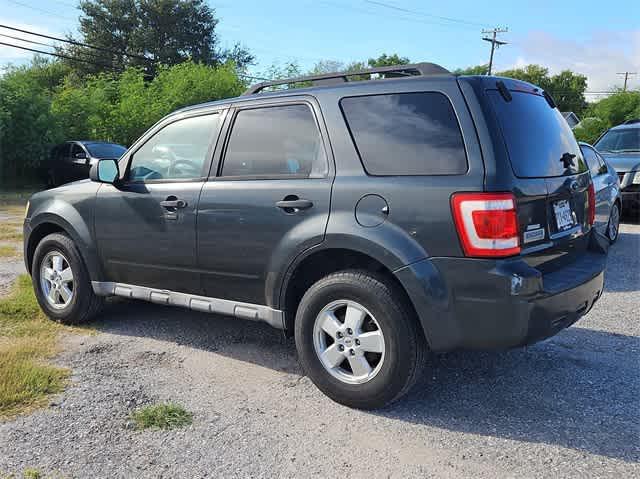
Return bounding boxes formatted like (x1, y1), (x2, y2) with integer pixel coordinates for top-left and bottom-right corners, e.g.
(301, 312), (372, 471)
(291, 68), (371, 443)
(363, 0), (491, 28)
(617, 72), (637, 92)
(0, 31), (127, 65)
(0, 40), (119, 70)
(0, 37), (270, 82)
(0, 31), (52, 48)
(482, 27), (508, 75)
(0, 23), (152, 62)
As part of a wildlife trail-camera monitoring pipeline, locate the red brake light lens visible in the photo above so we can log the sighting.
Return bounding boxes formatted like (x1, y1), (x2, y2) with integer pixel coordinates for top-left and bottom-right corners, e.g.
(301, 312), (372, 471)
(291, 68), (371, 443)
(451, 192), (520, 258)
(471, 209), (519, 239)
(588, 183), (596, 226)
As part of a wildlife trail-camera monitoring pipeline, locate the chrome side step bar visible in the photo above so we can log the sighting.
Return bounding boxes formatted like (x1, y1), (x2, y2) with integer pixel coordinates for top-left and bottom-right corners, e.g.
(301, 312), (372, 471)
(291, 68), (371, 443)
(91, 281), (284, 329)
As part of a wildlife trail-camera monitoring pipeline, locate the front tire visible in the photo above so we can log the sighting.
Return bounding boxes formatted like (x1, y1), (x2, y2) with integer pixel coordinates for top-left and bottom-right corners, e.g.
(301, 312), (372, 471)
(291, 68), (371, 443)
(32, 233), (103, 324)
(294, 270), (426, 409)
(607, 202), (620, 243)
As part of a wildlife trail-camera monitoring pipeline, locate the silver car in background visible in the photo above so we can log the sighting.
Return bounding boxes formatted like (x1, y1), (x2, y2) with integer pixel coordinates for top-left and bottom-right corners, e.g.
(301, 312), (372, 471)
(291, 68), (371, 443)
(594, 120), (640, 216)
(580, 142), (622, 242)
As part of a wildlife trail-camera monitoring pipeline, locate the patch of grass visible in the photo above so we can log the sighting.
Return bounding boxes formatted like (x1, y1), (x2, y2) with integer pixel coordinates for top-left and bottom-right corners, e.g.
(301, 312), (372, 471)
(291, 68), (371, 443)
(1, 205), (27, 217)
(0, 245), (20, 258)
(0, 275), (69, 419)
(0, 224), (22, 242)
(131, 403), (193, 430)
(22, 468), (41, 479)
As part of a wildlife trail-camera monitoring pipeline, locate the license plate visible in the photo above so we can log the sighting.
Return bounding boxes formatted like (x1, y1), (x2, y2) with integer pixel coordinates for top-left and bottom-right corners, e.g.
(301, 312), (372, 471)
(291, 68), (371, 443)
(553, 200), (574, 231)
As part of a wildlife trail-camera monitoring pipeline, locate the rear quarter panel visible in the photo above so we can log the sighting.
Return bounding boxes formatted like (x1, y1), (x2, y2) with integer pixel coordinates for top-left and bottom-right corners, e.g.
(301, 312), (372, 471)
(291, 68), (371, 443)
(312, 78), (485, 262)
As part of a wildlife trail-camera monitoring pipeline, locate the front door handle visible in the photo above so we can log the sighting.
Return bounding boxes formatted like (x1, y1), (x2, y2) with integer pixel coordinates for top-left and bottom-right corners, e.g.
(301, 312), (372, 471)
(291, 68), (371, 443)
(160, 197), (188, 209)
(276, 197), (313, 213)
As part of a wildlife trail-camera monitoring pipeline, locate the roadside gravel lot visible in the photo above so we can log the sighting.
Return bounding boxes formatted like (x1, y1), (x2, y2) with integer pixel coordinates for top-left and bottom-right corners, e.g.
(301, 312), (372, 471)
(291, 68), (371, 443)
(1, 218), (638, 478)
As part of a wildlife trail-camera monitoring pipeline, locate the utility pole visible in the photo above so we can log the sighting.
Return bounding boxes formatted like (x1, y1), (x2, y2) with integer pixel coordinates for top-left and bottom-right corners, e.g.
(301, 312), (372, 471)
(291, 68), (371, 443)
(482, 27), (508, 75)
(617, 72), (637, 91)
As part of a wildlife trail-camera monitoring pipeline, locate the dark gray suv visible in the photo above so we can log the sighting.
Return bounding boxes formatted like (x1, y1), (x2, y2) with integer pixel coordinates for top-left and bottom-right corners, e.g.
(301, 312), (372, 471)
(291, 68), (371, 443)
(23, 63), (608, 409)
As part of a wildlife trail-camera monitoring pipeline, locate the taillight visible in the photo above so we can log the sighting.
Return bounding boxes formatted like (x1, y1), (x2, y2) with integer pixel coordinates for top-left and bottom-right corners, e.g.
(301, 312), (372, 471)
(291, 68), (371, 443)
(587, 183), (596, 226)
(451, 192), (520, 257)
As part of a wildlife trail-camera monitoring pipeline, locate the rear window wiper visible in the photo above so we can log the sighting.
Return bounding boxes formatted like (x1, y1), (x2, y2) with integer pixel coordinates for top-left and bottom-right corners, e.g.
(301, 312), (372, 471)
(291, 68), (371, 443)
(496, 81), (512, 102)
(543, 91), (557, 108)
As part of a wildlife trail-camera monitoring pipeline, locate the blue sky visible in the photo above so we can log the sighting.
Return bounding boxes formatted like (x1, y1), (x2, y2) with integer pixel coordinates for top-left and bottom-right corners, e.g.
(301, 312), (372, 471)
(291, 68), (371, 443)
(1, 0), (639, 94)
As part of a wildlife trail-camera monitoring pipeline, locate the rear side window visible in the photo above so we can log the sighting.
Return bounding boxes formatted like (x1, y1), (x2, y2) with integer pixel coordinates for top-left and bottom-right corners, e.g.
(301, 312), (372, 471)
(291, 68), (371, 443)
(581, 145), (604, 176)
(340, 92), (467, 176)
(488, 90), (587, 178)
(221, 104), (327, 178)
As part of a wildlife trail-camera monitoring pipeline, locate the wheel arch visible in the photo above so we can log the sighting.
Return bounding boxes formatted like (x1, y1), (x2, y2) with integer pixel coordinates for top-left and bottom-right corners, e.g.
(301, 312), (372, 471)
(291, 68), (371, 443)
(277, 244), (421, 337)
(26, 212), (101, 281)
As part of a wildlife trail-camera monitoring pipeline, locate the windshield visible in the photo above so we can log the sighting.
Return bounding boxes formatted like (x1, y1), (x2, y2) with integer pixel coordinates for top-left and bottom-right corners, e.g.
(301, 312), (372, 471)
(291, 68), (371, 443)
(594, 128), (640, 153)
(488, 90), (587, 178)
(85, 143), (126, 159)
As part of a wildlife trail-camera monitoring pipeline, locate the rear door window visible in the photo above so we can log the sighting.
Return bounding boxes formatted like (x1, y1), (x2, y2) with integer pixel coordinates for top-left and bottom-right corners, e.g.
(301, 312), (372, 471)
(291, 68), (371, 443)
(220, 104), (327, 178)
(340, 92), (467, 176)
(488, 90), (586, 178)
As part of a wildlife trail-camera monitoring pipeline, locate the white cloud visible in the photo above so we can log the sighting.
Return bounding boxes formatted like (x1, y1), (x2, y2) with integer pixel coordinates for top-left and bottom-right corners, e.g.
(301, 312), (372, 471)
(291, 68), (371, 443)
(496, 30), (640, 93)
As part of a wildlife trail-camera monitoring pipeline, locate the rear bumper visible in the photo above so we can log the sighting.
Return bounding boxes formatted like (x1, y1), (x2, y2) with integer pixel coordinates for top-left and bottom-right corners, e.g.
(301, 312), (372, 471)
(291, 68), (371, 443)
(395, 232), (608, 352)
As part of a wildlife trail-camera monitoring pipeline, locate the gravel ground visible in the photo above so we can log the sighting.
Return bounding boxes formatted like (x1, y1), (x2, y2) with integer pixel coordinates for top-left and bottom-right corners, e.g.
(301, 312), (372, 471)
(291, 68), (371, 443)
(0, 209), (25, 297)
(0, 221), (638, 478)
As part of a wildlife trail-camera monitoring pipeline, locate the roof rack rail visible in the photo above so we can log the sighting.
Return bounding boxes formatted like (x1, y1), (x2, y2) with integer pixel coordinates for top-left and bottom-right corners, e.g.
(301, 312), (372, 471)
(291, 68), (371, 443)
(243, 62), (451, 96)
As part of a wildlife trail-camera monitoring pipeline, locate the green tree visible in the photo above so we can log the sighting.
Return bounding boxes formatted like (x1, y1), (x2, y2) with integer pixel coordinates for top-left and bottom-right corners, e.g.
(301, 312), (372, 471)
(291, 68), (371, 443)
(367, 53), (410, 67)
(61, 0), (254, 75)
(51, 61), (244, 147)
(0, 60), (58, 185)
(587, 90), (640, 127)
(453, 65), (489, 75)
(498, 64), (552, 91)
(549, 70), (588, 114)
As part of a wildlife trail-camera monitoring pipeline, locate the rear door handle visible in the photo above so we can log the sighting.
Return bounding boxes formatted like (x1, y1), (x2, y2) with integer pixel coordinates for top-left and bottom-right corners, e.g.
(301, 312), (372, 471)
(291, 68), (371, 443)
(160, 197), (188, 209)
(276, 198), (313, 212)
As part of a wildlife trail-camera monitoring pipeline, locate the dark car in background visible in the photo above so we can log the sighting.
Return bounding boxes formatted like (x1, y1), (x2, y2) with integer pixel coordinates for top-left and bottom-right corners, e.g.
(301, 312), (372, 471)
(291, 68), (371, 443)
(45, 141), (126, 187)
(594, 119), (640, 215)
(580, 142), (622, 242)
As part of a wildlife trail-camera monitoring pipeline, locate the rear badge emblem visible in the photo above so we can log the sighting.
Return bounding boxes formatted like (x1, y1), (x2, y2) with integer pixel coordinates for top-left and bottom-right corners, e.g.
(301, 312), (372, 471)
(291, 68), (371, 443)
(524, 227), (545, 244)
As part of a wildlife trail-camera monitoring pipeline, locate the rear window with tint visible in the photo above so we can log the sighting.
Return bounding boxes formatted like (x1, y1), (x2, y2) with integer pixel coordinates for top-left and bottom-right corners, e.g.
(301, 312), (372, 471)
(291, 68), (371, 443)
(340, 92), (467, 176)
(488, 90), (586, 178)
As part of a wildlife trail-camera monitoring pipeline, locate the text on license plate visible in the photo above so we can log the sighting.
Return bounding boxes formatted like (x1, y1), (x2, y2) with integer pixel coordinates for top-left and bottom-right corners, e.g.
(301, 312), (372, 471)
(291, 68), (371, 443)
(553, 200), (574, 231)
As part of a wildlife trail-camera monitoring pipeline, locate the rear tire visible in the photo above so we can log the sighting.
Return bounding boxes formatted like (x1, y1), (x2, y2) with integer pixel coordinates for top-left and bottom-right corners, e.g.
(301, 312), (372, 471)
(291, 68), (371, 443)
(32, 233), (103, 324)
(294, 270), (426, 409)
(607, 202), (620, 243)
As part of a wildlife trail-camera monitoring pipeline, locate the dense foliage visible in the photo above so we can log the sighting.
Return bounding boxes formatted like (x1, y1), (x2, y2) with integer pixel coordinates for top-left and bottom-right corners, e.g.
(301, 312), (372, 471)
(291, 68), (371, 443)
(573, 90), (640, 144)
(0, 60), (244, 186)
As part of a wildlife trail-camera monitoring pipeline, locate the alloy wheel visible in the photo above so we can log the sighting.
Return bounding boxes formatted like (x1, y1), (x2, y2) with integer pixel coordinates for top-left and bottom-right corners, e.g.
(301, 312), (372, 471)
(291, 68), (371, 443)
(312, 300), (385, 385)
(40, 251), (75, 309)
(608, 204), (620, 241)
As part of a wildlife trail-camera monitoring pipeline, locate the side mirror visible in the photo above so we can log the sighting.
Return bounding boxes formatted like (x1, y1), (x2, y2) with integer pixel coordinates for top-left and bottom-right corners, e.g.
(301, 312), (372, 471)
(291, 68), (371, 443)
(74, 151), (87, 160)
(90, 158), (119, 185)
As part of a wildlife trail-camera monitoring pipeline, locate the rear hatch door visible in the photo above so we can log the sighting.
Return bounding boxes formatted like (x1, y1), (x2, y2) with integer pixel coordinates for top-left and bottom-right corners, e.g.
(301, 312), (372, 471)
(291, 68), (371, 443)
(485, 79), (592, 273)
